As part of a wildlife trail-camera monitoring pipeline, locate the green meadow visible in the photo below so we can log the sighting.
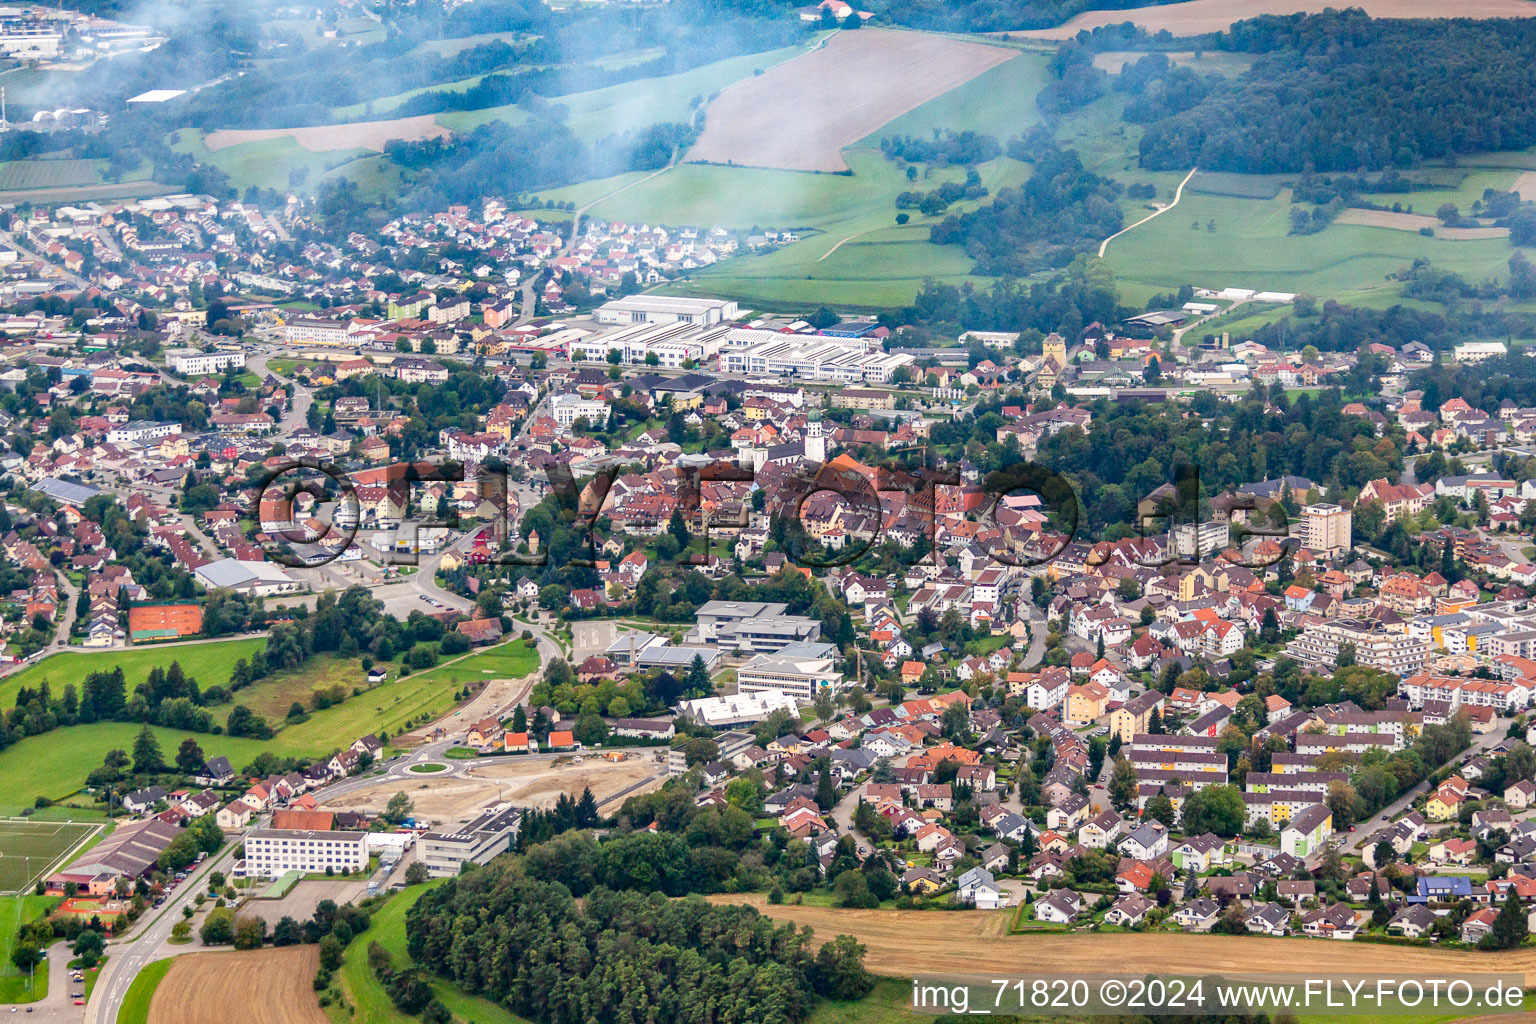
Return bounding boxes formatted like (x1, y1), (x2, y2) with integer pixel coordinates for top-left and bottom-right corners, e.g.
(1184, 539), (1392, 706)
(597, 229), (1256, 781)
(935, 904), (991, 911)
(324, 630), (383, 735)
(1102, 189), (1530, 309)
(0, 636), (540, 809)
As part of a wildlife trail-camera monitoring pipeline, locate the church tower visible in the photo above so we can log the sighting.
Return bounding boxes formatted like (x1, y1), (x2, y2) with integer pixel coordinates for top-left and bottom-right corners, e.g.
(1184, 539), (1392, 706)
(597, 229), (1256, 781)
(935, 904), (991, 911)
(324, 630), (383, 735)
(805, 413), (826, 464)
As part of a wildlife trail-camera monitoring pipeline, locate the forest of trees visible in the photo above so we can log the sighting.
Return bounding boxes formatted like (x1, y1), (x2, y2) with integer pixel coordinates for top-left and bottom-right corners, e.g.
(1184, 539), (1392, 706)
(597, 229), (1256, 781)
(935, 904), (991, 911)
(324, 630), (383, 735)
(869, 0), (1181, 33)
(903, 252), (1122, 337)
(1033, 387), (1400, 533)
(1138, 12), (1536, 172)
(880, 130), (1001, 167)
(1249, 301), (1536, 355)
(929, 137), (1124, 275)
(406, 873), (873, 1024)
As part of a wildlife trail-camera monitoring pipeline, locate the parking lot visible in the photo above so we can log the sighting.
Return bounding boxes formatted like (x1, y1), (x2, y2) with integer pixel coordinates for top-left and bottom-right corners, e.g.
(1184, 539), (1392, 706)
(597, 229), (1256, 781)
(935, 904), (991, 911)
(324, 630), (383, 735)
(572, 620), (617, 659)
(241, 879), (368, 928)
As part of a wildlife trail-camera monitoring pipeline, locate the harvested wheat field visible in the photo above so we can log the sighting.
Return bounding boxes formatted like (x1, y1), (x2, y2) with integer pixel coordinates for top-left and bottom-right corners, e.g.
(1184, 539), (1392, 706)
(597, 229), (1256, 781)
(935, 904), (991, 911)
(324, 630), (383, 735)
(1335, 208), (1510, 239)
(1514, 171), (1536, 201)
(204, 115), (450, 153)
(686, 30), (1016, 172)
(712, 896), (1536, 978)
(149, 946), (326, 1024)
(1014, 0), (1536, 40)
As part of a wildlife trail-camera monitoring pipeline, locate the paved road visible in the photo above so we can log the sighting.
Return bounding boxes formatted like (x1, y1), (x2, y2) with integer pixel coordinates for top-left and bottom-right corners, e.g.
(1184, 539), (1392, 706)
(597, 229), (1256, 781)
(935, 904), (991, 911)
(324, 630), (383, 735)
(0, 228), (88, 289)
(49, 570), (78, 649)
(86, 838), (245, 1024)
(245, 352), (313, 433)
(1343, 725), (1512, 859)
(35, 940), (73, 1021)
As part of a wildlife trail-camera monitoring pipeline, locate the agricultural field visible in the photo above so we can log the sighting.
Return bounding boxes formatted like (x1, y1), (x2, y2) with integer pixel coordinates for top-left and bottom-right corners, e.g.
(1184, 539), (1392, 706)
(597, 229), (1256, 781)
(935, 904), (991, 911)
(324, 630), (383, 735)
(330, 72), (510, 120)
(0, 637), (495, 805)
(406, 31), (527, 58)
(406, 639), (541, 688)
(686, 30), (1017, 171)
(0, 181), (176, 205)
(713, 895), (1536, 978)
(164, 124), (416, 199)
(1012, 0), (1536, 40)
(338, 880), (533, 1024)
(203, 115), (450, 154)
(437, 45), (807, 138)
(0, 159), (101, 190)
(1334, 208), (1509, 239)
(0, 668), (467, 812)
(147, 946), (327, 1024)
(861, 51), (1051, 143)
(647, 151), (1028, 309)
(0, 725), (272, 814)
(1101, 188), (1528, 308)
(0, 819), (99, 893)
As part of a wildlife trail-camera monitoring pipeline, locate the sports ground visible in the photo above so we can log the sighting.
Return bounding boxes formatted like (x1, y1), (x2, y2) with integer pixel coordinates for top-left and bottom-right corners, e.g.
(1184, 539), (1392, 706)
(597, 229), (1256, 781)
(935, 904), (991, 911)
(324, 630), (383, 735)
(0, 819), (100, 894)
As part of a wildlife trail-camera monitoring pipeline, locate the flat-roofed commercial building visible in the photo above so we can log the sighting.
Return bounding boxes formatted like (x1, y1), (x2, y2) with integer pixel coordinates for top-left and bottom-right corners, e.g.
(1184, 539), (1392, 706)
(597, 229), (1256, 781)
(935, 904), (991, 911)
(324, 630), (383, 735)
(594, 296), (738, 327)
(736, 642), (843, 700)
(416, 806), (522, 878)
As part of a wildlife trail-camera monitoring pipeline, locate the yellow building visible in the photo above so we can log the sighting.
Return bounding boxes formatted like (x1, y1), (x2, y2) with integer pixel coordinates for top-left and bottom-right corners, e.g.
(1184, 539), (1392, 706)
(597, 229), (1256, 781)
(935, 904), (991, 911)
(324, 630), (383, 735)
(1042, 333), (1067, 365)
(1064, 682), (1110, 726)
(1108, 691), (1165, 743)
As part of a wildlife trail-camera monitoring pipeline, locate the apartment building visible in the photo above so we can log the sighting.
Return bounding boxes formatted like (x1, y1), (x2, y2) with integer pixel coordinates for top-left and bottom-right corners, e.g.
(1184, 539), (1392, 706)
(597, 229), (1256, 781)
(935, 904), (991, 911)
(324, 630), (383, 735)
(550, 392), (611, 429)
(1300, 503), (1352, 556)
(1285, 618), (1427, 676)
(166, 348), (247, 375)
(243, 828), (368, 879)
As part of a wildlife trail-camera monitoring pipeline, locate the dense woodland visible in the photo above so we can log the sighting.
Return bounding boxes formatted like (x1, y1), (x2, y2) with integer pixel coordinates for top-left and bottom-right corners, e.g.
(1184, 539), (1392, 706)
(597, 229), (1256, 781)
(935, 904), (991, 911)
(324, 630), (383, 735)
(1137, 12), (1536, 172)
(1034, 386), (1402, 534)
(406, 873), (873, 1024)
(929, 136), (1125, 275)
(870, 0), (1180, 33)
(382, 115), (695, 209)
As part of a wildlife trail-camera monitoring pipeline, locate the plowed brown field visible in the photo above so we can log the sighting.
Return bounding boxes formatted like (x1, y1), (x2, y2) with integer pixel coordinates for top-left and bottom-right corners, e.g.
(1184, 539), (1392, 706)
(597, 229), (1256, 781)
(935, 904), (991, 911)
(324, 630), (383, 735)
(148, 946), (327, 1024)
(710, 895), (1536, 979)
(204, 115), (449, 153)
(685, 29), (1016, 172)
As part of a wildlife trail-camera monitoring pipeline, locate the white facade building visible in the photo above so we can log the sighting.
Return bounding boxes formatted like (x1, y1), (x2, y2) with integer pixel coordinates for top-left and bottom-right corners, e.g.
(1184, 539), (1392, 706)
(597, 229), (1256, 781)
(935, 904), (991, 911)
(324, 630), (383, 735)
(166, 348), (247, 375)
(550, 392), (611, 429)
(243, 829), (368, 879)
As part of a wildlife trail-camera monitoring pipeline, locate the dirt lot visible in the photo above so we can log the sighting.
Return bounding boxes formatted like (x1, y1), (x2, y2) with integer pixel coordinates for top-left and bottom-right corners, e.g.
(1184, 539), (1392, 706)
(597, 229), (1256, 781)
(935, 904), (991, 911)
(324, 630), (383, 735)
(1015, 0), (1536, 39)
(1515, 171), (1536, 202)
(471, 757), (665, 810)
(1335, 208), (1509, 239)
(204, 115), (450, 153)
(712, 895), (1536, 976)
(149, 946), (327, 1024)
(320, 756), (665, 822)
(244, 879), (366, 928)
(685, 30), (1017, 172)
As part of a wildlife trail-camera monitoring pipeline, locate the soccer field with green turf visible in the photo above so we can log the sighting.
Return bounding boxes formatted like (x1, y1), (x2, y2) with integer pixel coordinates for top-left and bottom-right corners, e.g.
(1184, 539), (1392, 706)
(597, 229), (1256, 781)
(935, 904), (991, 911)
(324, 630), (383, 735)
(0, 819), (100, 893)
